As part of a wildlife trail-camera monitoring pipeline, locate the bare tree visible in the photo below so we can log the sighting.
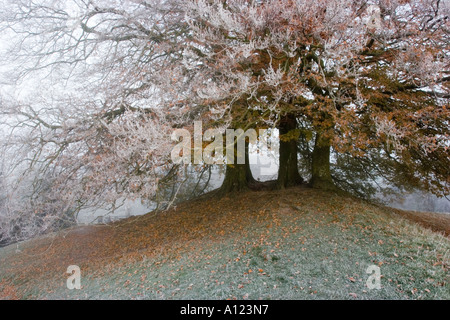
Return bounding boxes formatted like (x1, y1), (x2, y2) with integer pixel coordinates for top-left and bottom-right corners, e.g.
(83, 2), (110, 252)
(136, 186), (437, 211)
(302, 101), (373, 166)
(0, 0), (192, 241)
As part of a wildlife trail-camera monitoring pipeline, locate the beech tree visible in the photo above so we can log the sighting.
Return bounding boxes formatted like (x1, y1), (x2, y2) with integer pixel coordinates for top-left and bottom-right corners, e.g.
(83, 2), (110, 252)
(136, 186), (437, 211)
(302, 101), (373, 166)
(0, 0), (448, 242)
(182, 0), (449, 192)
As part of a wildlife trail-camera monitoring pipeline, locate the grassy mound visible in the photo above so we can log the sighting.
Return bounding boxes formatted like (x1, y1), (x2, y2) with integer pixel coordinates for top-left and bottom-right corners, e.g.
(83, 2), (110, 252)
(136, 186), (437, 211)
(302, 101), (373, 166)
(0, 187), (448, 300)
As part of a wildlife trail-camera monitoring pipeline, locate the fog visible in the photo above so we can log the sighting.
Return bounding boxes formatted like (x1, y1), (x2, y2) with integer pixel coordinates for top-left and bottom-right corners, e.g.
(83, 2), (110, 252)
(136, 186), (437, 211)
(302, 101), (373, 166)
(384, 191), (450, 215)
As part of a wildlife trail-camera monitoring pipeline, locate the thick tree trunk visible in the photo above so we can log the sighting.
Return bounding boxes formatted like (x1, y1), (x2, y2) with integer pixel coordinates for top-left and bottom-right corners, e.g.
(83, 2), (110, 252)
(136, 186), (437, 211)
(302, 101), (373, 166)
(311, 131), (336, 190)
(276, 114), (303, 189)
(218, 140), (255, 195)
(219, 163), (249, 194)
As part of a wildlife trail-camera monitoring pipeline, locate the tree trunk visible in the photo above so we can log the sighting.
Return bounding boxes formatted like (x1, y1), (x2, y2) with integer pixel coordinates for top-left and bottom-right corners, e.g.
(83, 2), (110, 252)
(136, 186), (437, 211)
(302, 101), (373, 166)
(311, 131), (335, 190)
(276, 113), (303, 189)
(218, 139), (255, 194)
(219, 163), (248, 194)
(245, 139), (257, 185)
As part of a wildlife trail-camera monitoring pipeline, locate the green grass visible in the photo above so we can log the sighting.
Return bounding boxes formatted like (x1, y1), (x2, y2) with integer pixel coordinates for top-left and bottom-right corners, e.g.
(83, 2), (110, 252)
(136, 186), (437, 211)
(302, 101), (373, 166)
(0, 188), (449, 300)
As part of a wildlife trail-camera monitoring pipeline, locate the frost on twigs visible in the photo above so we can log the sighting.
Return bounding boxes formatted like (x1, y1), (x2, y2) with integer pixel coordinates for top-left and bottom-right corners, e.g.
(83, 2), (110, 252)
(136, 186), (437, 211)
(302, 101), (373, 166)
(0, 0), (448, 243)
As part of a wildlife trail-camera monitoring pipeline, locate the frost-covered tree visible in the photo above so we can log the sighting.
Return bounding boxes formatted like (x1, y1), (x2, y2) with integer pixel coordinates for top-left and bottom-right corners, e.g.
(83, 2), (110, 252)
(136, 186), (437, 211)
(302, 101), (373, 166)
(0, 0), (191, 240)
(0, 0), (448, 242)
(181, 0), (449, 193)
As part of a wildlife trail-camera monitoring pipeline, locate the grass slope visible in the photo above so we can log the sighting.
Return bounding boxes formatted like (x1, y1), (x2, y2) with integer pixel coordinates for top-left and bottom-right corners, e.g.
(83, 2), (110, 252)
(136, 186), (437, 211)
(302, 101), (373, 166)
(0, 187), (449, 300)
